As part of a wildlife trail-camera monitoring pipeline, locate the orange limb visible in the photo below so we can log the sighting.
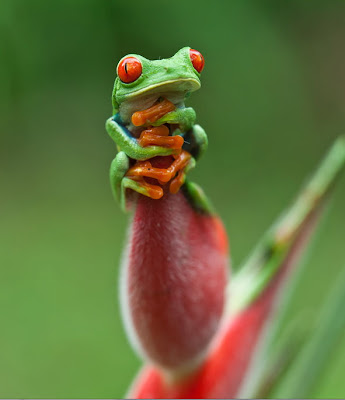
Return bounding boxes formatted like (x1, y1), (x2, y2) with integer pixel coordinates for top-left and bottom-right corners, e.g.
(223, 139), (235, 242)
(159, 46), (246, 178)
(168, 150), (192, 180)
(126, 150), (192, 186)
(166, 150), (191, 193)
(138, 126), (184, 150)
(126, 176), (163, 200)
(141, 125), (170, 137)
(126, 160), (173, 183)
(132, 98), (176, 127)
(169, 169), (186, 194)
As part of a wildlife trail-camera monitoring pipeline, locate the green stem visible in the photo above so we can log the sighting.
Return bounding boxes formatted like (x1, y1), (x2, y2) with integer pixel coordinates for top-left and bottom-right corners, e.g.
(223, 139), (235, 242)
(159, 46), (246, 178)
(229, 135), (345, 314)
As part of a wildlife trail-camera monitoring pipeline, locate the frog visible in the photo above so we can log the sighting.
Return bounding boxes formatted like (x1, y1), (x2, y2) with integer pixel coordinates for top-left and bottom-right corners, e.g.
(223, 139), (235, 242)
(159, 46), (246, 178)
(106, 47), (213, 214)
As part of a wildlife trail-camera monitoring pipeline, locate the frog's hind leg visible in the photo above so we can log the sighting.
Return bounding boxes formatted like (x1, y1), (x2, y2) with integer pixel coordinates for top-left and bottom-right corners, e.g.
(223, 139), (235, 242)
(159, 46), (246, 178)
(110, 151), (163, 212)
(169, 156), (196, 194)
(121, 176), (163, 207)
(182, 179), (215, 215)
(110, 151), (130, 205)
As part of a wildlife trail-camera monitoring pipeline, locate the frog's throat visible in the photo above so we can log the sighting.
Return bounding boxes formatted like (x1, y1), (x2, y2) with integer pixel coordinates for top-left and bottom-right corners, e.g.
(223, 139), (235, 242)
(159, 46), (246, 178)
(116, 78), (200, 123)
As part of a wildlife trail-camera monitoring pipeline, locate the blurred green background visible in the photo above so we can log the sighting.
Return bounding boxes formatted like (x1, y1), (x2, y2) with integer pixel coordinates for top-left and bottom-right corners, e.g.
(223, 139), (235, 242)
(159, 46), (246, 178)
(1, 0), (345, 398)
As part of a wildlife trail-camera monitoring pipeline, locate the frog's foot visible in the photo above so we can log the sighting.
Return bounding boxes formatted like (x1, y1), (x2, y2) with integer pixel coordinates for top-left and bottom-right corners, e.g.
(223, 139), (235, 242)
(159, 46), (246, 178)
(117, 152), (194, 208)
(138, 125), (184, 150)
(132, 98), (176, 127)
(126, 160), (175, 183)
(170, 149), (191, 173)
(129, 149), (192, 183)
(122, 176), (163, 201)
(167, 150), (194, 194)
(170, 169), (186, 194)
(153, 107), (196, 132)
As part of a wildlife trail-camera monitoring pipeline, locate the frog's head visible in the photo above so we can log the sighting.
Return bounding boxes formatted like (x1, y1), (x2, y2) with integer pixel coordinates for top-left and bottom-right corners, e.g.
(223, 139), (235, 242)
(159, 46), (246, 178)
(112, 47), (204, 122)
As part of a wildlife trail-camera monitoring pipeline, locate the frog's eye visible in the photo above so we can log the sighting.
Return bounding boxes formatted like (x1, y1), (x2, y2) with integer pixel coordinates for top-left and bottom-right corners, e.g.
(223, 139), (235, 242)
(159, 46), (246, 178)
(189, 49), (205, 73)
(117, 57), (142, 83)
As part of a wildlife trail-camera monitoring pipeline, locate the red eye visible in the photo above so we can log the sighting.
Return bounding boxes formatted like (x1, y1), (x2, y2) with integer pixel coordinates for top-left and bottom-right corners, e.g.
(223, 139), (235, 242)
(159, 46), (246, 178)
(117, 57), (142, 83)
(189, 49), (205, 73)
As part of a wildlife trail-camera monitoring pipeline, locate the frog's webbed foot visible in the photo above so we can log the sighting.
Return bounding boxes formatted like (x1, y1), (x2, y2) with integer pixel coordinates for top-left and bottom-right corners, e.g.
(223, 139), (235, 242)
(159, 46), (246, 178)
(126, 150), (194, 196)
(138, 126), (184, 150)
(110, 151), (163, 212)
(126, 160), (174, 183)
(170, 156), (196, 194)
(167, 150), (193, 194)
(153, 107), (196, 133)
(131, 97), (196, 133)
(121, 176), (163, 201)
(170, 169), (186, 194)
(131, 98), (176, 127)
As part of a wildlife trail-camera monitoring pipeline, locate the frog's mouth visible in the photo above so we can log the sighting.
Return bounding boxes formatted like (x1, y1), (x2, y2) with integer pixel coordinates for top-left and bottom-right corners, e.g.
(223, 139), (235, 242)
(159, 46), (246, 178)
(118, 78), (200, 124)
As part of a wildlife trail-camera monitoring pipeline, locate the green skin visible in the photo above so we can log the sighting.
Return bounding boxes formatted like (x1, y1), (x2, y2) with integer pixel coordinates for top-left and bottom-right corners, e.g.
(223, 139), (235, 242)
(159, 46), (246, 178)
(106, 47), (214, 214)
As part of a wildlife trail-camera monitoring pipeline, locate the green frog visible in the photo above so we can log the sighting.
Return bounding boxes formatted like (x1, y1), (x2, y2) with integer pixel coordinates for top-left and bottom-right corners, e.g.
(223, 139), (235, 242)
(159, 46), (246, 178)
(106, 47), (212, 213)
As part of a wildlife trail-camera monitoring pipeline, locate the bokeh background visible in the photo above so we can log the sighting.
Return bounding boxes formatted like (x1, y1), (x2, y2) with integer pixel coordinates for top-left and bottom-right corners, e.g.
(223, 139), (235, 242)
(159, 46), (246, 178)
(1, 0), (345, 398)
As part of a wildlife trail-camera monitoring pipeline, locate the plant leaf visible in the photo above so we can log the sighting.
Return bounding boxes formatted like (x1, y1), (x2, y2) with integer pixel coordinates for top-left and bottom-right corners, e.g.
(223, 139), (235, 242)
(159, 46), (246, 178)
(229, 136), (345, 315)
(271, 267), (345, 398)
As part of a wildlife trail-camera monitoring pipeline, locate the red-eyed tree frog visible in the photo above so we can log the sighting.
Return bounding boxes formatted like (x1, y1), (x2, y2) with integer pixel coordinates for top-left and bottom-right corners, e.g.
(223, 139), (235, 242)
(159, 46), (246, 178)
(106, 47), (213, 213)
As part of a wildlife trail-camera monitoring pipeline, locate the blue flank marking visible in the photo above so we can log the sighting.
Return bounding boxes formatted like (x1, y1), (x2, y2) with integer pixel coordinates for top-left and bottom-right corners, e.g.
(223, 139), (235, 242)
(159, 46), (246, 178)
(113, 113), (136, 141)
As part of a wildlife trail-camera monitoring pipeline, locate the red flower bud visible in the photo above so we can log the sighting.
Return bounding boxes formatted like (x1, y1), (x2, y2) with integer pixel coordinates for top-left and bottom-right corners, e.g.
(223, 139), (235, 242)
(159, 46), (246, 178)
(120, 190), (229, 374)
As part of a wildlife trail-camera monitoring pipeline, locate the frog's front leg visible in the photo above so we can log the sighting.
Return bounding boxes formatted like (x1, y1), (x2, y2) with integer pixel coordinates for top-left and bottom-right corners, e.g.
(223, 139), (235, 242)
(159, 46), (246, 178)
(150, 109), (207, 160)
(152, 107), (197, 132)
(106, 116), (179, 161)
(169, 124), (208, 196)
(131, 123), (209, 201)
(110, 151), (163, 212)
